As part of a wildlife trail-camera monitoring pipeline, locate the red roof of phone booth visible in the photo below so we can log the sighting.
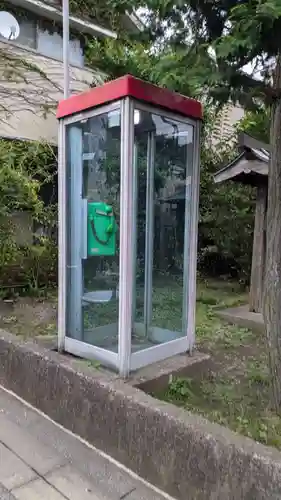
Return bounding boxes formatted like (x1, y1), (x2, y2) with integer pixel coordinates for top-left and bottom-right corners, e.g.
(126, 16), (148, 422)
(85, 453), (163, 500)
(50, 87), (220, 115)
(56, 75), (203, 120)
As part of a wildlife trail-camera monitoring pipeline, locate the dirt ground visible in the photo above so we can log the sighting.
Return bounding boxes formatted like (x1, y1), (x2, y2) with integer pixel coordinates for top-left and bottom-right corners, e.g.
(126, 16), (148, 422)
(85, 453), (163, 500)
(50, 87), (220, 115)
(154, 281), (280, 451)
(0, 295), (57, 338)
(1, 279), (277, 451)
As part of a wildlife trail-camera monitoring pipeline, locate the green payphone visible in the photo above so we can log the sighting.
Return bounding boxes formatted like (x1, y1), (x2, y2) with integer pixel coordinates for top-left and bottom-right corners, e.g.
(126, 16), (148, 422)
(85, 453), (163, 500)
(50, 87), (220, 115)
(87, 201), (117, 257)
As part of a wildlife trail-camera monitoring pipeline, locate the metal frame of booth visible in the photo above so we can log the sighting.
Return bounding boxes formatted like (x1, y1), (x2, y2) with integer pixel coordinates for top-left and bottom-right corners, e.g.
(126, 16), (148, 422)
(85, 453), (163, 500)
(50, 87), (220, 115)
(57, 75), (202, 376)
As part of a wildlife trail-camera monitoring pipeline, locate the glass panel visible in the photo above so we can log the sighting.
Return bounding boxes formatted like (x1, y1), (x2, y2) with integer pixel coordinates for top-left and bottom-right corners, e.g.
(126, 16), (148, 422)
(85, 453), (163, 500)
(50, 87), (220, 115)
(66, 107), (121, 351)
(133, 109), (194, 351)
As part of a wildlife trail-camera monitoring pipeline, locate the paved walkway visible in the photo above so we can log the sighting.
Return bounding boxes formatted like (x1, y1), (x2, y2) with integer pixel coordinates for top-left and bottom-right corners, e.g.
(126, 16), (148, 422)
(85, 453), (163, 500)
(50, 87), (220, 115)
(0, 386), (170, 500)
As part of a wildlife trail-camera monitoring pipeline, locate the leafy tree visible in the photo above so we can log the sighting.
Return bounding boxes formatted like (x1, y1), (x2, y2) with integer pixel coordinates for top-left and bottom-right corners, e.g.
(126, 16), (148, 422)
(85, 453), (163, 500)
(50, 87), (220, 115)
(199, 137), (255, 282)
(179, 0), (281, 413)
(86, 38), (202, 98)
(86, 14), (255, 280)
(87, 0), (281, 411)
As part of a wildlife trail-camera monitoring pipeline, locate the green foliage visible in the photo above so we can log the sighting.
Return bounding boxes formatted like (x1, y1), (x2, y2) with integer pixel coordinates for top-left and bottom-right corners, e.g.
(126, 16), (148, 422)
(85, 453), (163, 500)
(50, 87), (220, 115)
(198, 136), (255, 281)
(0, 139), (58, 295)
(151, 280), (281, 450)
(86, 38), (201, 98)
(68, 0), (139, 32)
(69, 0), (120, 28)
(193, 0), (280, 108)
(86, 34), (256, 281)
(0, 142), (41, 219)
(106, 0), (281, 111)
(0, 0), (130, 31)
(236, 108), (270, 144)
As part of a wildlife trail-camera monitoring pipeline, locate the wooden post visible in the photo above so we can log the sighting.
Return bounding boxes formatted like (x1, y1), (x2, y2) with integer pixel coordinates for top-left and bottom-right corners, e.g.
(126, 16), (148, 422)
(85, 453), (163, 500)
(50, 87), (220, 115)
(249, 184), (267, 313)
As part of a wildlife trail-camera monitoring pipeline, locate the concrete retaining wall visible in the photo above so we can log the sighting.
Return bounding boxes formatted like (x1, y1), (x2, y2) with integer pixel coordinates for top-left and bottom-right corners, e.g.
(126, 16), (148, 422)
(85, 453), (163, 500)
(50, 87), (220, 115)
(1, 329), (281, 500)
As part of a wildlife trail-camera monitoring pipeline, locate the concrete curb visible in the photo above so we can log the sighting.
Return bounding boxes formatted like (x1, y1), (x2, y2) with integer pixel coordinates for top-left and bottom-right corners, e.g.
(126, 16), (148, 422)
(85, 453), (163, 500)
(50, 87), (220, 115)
(216, 305), (264, 333)
(1, 329), (281, 500)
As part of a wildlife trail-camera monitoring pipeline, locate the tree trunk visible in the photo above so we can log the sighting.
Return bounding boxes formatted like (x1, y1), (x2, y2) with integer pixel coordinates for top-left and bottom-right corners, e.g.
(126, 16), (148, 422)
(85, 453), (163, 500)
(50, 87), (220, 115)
(263, 53), (281, 412)
(249, 184), (267, 313)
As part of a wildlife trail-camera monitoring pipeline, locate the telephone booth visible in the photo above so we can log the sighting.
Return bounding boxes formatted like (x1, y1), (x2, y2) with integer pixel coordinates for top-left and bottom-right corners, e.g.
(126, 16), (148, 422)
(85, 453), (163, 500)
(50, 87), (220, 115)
(57, 75), (202, 377)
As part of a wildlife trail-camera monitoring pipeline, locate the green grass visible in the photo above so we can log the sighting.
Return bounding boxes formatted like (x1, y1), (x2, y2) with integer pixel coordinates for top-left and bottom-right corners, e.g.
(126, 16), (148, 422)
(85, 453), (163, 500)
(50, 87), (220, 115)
(81, 276), (278, 450)
(3, 275), (280, 450)
(154, 279), (281, 450)
(196, 280), (252, 343)
(164, 364), (281, 449)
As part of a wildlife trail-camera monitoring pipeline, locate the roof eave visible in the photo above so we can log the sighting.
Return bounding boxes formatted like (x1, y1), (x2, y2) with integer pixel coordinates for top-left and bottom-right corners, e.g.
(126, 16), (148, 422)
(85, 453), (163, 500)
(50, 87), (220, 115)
(214, 153), (269, 183)
(8, 0), (117, 38)
(122, 11), (144, 33)
(213, 152), (245, 183)
(238, 131), (270, 153)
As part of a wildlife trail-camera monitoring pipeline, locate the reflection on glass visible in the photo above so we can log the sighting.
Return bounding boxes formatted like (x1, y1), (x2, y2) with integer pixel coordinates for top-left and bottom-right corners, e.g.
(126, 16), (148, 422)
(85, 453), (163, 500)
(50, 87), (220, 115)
(65, 104), (194, 357)
(66, 108), (121, 351)
(132, 110), (194, 351)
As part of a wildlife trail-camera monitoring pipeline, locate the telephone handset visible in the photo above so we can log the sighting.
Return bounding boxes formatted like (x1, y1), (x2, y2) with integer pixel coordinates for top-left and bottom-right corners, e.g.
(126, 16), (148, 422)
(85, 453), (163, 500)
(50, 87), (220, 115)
(87, 201), (117, 257)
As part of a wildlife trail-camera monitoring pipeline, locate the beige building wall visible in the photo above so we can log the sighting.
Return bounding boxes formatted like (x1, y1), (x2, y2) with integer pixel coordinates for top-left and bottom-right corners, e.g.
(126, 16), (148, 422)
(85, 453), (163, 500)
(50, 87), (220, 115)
(0, 37), (104, 244)
(211, 103), (245, 144)
(0, 39), (104, 144)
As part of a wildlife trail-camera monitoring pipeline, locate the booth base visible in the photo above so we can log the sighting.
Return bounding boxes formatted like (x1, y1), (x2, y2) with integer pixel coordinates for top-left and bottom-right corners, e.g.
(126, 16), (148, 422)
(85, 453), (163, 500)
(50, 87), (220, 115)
(81, 322), (186, 353)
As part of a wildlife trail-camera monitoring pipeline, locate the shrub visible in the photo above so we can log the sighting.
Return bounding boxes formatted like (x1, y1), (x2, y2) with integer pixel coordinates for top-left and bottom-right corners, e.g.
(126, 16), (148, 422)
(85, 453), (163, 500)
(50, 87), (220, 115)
(0, 138), (57, 296)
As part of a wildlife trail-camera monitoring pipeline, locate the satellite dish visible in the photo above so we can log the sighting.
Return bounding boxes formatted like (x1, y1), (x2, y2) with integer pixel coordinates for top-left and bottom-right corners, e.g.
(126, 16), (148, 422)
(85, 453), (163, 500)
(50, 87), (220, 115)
(0, 11), (20, 41)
